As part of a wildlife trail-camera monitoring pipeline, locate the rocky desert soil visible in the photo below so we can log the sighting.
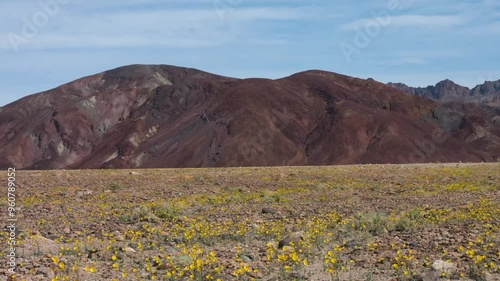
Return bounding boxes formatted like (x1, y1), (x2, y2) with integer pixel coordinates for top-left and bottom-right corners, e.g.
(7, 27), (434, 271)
(1, 163), (499, 281)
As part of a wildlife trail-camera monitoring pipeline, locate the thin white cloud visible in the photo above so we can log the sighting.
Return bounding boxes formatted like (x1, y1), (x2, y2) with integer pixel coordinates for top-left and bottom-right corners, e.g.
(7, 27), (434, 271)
(30, 35), (224, 48)
(339, 14), (468, 31)
(0, 6), (318, 50)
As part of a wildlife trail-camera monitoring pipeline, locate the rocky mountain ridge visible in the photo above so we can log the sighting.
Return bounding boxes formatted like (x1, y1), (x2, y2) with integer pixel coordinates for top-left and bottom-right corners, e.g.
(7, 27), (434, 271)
(1, 64), (499, 169)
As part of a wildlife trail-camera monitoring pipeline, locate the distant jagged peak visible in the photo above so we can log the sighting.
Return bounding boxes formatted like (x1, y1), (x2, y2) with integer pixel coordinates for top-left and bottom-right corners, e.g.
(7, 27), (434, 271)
(389, 78), (500, 105)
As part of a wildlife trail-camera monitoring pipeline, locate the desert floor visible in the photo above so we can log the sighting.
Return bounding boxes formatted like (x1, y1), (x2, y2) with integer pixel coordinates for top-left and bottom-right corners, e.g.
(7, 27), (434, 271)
(1, 163), (499, 281)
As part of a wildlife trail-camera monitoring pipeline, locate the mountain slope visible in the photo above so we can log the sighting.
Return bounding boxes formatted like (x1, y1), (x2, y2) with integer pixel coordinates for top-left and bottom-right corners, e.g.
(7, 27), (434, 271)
(1, 65), (499, 169)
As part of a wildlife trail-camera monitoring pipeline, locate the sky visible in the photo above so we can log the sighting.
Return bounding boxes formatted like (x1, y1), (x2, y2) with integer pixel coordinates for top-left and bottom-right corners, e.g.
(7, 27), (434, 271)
(1, 0), (499, 106)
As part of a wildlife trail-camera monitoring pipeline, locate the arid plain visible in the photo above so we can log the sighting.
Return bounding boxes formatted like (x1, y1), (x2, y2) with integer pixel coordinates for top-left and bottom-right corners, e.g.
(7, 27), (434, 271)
(1, 163), (499, 281)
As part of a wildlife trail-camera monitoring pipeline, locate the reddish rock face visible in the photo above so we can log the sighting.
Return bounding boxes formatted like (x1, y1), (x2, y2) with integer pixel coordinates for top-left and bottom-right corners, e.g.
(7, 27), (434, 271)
(0, 64), (499, 169)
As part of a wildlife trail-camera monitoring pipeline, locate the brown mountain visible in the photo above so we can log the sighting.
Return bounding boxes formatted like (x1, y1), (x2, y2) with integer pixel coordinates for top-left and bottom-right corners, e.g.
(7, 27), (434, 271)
(388, 79), (500, 106)
(1, 64), (499, 169)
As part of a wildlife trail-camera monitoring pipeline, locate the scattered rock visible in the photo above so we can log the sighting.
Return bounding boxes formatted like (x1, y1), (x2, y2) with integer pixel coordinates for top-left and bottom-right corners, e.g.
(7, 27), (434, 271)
(240, 255), (253, 262)
(248, 270), (263, 279)
(19, 235), (59, 256)
(262, 207), (278, 214)
(32, 274), (46, 281)
(144, 213), (159, 222)
(420, 270), (441, 281)
(76, 190), (93, 197)
(278, 232), (304, 249)
(124, 247), (136, 253)
(156, 263), (170, 270)
(431, 259), (457, 276)
(36, 267), (55, 279)
(113, 230), (125, 241)
(486, 272), (500, 281)
(76, 267), (95, 280)
(63, 226), (71, 234)
(378, 250), (396, 262)
(412, 274), (424, 281)
(449, 251), (461, 259)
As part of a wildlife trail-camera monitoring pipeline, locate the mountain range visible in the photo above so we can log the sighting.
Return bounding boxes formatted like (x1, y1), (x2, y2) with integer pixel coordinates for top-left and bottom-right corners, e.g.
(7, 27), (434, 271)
(1, 64), (499, 169)
(388, 79), (500, 106)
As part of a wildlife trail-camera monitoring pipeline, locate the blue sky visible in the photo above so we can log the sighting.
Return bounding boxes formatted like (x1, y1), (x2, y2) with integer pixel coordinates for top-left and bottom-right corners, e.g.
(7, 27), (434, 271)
(1, 0), (499, 106)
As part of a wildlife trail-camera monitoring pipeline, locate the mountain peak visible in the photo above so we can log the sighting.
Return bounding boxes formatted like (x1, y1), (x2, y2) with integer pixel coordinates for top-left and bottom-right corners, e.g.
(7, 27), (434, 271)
(436, 79), (460, 86)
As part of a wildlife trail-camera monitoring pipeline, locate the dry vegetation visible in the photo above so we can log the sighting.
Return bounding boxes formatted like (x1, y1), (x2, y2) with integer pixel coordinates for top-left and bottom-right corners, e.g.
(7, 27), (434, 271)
(1, 163), (499, 281)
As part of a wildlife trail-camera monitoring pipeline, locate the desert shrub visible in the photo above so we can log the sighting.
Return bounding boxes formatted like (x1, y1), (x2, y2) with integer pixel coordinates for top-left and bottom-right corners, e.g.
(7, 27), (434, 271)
(120, 205), (149, 222)
(109, 182), (122, 191)
(152, 203), (179, 220)
(405, 208), (422, 221)
(259, 190), (285, 203)
(352, 212), (389, 236)
(394, 217), (413, 232)
(394, 208), (423, 232)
